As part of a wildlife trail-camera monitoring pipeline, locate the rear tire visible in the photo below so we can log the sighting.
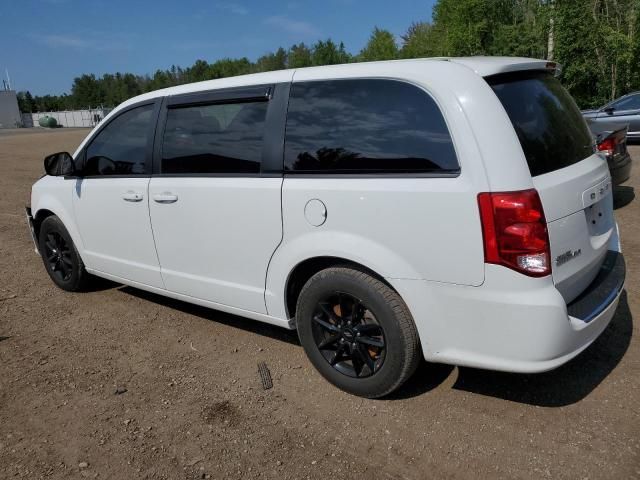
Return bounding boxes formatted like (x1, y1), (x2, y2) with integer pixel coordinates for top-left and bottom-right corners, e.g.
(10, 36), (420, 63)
(38, 216), (91, 292)
(296, 267), (420, 398)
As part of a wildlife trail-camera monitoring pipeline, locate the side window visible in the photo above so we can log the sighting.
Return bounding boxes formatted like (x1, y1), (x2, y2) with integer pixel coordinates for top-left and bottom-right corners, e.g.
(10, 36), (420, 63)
(84, 104), (154, 176)
(284, 79), (459, 173)
(161, 101), (268, 174)
(610, 94), (640, 111)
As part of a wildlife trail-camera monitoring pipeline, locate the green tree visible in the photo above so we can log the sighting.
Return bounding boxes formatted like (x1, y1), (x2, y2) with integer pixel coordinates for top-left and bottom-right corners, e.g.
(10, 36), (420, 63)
(400, 22), (441, 58)
(208, 57), (252, 78)
(71, 74), (103, 107)
(430, 0), (512, 55)
(17, 91), (36, 112)
(489, 0), (549, 58)
(254, 47), (288, 72)
(186, 59), (211, 82)
(359, 27), (399, 61)
(311, 39), (351, 65)
(554, 0), (640, 107)
(288, 43), (313, 68)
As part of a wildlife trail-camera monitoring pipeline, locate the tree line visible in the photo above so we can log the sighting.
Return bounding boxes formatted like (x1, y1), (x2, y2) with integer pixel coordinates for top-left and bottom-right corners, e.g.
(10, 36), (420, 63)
(17, 0), (640, 113)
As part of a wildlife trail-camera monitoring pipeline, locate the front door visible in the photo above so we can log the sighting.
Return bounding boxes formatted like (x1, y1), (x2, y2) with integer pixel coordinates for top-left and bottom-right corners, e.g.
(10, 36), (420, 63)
(73, 102), (164, 288)
(148, 86), (284, 314)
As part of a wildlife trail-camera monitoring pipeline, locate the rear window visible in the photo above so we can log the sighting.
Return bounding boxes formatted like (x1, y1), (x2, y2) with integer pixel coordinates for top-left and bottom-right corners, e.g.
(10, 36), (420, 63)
(488, 72), (594, 177)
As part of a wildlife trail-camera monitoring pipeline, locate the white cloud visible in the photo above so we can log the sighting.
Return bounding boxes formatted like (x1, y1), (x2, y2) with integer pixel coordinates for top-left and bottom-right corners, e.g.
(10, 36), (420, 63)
(264, 15), (320, 37)
(38, 34), (91, 48)
(30, 33), (132, 52)
(215, 2), (249, 15)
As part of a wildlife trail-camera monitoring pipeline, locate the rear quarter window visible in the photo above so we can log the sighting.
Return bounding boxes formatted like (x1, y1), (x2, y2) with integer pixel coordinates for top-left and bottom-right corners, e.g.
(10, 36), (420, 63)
(284, 79), (459, 174)
(487, 72), (594, 177)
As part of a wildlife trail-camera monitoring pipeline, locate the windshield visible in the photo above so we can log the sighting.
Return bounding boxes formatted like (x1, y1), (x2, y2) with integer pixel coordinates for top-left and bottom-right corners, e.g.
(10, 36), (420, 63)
(487, 72), (594, 177)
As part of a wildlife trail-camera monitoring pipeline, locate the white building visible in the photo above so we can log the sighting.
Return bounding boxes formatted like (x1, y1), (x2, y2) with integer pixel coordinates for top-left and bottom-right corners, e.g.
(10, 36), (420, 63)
(0, 90), (21, 128)
(24, 108), (111, 128)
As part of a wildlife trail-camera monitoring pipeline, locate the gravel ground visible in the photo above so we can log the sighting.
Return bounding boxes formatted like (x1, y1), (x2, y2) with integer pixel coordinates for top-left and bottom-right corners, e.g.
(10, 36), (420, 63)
(0, 128), (638, 479)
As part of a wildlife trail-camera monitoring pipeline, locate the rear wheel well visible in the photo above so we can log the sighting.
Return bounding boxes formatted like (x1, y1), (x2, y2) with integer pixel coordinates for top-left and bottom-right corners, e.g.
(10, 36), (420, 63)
(285, 257), (396, 319)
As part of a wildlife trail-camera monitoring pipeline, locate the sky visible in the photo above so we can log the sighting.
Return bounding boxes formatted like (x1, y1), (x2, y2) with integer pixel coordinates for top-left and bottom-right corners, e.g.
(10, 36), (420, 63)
(0, 0), (436, 96)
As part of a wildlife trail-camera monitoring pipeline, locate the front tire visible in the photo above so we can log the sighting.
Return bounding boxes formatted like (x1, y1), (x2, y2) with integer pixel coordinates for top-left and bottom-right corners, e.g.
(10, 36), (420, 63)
(296, 267), (420, 398)
(38, 216), (90, 292)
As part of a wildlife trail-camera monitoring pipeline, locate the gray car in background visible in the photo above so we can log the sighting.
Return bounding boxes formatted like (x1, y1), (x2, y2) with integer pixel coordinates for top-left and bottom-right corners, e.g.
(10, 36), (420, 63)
(587, 121), (632, 185)
(582, 91), (640, 140)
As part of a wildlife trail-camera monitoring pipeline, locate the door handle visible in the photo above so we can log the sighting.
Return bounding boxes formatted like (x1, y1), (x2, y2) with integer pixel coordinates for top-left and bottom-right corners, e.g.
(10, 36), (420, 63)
(122, 191), (143, 202)
(153, 192), (178, 204)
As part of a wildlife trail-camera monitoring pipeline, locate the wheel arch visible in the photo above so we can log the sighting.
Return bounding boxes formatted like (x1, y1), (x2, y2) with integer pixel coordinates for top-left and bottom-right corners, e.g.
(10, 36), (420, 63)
(31, 195), (85, 257)
(284, 256), (398, 320)
(32, 208), (56, 239)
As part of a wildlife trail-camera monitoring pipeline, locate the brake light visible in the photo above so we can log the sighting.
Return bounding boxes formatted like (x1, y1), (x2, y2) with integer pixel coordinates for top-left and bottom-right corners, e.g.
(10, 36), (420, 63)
(478, 189), (551, 277)
(597, 137), (616, 157)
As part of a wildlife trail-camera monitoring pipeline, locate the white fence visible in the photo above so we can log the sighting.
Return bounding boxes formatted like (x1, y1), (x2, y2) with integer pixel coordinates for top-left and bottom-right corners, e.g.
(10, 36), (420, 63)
(22, 108), (112, 128)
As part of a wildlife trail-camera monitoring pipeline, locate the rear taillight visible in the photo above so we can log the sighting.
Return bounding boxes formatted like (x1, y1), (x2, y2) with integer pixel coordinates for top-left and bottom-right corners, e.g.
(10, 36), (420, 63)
(597, 137), (616, 157)
(478, 189), (551, 277)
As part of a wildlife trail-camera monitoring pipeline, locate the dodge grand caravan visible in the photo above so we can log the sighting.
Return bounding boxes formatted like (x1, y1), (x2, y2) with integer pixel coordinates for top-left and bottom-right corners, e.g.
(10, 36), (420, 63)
(27, 57), (626, 398)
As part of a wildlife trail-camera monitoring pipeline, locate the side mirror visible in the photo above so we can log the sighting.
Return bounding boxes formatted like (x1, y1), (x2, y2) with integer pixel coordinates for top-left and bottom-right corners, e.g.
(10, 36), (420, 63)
(603, 106), (615, 115)
(44, 152), (76, 177)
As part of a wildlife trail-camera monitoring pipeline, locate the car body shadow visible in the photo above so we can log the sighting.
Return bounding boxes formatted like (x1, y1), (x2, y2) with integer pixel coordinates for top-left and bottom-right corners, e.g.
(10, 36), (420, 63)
(118, 286), (300, 346)
(613, 185), (635, 209)
(118, 285), (630, 405)
(385, 361), (457, 399)
(83, 276), (121, 292)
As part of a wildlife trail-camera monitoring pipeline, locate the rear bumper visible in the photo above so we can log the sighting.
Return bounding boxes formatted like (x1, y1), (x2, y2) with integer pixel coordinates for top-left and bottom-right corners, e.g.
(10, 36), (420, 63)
(566, 251), (625, 322)
(392, 251), (625, 373)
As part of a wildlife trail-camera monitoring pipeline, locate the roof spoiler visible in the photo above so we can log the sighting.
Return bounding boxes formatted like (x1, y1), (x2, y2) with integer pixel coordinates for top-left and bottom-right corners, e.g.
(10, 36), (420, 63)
(447, 57), (562, 78)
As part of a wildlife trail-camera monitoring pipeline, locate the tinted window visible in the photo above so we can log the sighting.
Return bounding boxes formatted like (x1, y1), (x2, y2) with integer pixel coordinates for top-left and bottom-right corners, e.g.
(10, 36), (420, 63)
(610, 93), (640, 111)
(161, 101), (268, 174)
(84, 104), (153, 176)
(284, 79), (459, 173)
(488, 72), (594, 177)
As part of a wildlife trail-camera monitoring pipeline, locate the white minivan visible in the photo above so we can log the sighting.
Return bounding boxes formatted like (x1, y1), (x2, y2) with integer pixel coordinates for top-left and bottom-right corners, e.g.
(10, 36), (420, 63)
(27, 57), (626, 398)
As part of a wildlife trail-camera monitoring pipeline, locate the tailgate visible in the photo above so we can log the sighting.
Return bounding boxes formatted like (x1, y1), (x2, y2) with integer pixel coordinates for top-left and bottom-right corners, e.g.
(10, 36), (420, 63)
(534, 157), (614, 303)
(487, 70), (616, 304)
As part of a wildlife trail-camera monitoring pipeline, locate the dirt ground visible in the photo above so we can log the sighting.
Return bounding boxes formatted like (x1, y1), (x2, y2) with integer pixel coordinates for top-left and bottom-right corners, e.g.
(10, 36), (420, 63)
(0, 128), (638, 480)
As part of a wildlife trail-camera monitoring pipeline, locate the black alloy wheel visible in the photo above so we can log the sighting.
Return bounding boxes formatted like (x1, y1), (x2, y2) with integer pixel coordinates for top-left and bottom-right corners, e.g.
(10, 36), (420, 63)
(38, 215), (91, 291)
(43, 231), (73, 282)
(296, 267), (421, 398)
(311, 292), (386, 378)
